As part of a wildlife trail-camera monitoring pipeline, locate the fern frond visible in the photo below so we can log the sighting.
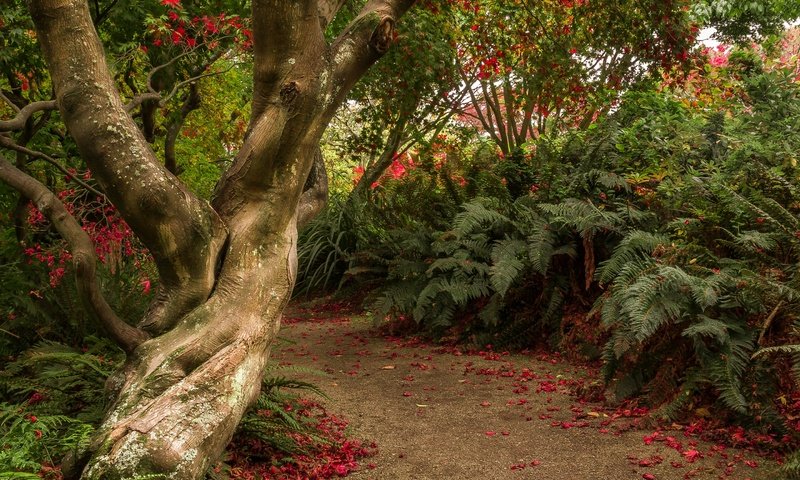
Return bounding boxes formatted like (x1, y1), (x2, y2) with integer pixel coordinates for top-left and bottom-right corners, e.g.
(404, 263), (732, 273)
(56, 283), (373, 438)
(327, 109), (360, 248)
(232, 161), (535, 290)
(752, 343), (800, 358)
(681, 316), (730, 344)
(452, 198), (510, 236)
(597, 231), (669, 285)
(489, 239), (527, 296)
(526, 222), (559, 275)
(704, 332), (756, 414)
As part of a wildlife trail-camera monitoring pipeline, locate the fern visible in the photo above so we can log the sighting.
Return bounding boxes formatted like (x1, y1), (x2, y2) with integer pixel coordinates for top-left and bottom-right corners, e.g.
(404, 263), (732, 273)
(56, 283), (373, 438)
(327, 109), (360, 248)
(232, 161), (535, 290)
(236, 364), (330, 457)
(489, 239), (527, 296)
(781, 449), (800, 479)
(752, 343), (800, 358)
(596, 231), (669, 285)
(702, 331), (757, 414)
(451, 198), (510, 236)
(681, 316), (730, 344)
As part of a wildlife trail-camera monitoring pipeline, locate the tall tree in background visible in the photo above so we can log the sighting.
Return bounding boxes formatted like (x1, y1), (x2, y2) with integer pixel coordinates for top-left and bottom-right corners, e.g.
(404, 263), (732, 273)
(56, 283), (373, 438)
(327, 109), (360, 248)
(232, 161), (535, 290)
(456, 0), (696, 155)
(1, 0), (413, 478)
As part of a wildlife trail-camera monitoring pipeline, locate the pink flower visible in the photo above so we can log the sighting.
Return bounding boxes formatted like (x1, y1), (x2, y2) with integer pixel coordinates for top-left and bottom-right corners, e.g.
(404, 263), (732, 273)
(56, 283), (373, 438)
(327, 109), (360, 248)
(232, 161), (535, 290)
(141, 279), (152, 294)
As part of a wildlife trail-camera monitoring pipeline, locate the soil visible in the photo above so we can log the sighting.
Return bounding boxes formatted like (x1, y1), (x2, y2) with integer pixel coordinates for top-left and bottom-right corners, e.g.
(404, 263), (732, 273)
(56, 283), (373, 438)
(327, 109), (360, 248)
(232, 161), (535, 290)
(274, 300), (783, 480)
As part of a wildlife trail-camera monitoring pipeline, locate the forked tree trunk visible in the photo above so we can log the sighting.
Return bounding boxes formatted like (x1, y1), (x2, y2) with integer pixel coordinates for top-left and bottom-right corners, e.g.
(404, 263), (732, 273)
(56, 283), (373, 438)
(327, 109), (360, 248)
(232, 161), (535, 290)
(77, 220), (298, 479)
(12, 0), (416, 478)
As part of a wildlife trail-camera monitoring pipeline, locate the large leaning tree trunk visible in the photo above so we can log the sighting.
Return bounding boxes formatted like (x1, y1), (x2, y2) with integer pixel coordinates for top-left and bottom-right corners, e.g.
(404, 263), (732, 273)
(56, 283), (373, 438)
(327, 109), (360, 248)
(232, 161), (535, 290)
(0, 0), (414, 478)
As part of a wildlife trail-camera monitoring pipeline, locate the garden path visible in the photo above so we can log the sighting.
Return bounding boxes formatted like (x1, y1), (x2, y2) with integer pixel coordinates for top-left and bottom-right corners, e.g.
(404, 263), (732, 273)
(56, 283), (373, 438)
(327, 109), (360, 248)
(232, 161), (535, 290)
(274, 300), (781, 480)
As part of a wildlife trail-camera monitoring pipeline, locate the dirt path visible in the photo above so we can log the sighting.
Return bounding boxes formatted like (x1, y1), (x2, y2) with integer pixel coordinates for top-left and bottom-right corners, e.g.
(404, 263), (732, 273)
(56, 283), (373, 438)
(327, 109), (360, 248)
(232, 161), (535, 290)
(274, 302), (781, 480)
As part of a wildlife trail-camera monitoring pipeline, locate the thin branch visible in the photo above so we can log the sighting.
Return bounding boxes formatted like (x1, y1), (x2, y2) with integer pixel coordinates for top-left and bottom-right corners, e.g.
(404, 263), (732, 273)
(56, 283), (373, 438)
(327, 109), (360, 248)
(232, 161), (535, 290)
(164, 83), (201, 174)
(161, 63), (232, 105)
(0, 154), (149, 353)
(759, 301), (784, 346)
(93, 0), (120, 27)
(0, 136), (106, 198)
(0, 91), (21, 113)
(0, 100), (57, 132)
(124, 93), (162, 112)
(146, 40), (232, 96)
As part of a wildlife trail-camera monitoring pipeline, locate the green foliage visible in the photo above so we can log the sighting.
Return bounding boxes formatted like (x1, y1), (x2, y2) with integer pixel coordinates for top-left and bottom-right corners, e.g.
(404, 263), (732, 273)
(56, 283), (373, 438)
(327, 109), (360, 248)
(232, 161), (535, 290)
(235, 364), (329, 457)
(341, 35), (800, 455)
(0, 338), (118, 476)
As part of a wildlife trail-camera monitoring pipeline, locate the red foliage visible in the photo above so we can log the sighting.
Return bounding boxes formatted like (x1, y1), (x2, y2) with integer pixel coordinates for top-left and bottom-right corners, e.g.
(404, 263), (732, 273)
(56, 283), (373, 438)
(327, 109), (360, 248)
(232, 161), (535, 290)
(22, 169), (152, 288)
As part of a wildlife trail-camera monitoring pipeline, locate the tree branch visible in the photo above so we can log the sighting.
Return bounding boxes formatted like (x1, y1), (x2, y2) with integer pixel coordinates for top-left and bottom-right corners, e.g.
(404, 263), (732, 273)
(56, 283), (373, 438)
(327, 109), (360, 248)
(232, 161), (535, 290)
(318, 0), (348, 29)
(0, 100), (57, 132)
(164, 83), (201, 175)
(0, 136), (106, 198)
(0, 154), (148, 353)
(29, 0), (229, 333)
(0, 91), (22, 112)
(296, 147), (329, 228)
(124, 93), (162, 113)
(326, 0), (417, 118)
(250, 0), (324, 122)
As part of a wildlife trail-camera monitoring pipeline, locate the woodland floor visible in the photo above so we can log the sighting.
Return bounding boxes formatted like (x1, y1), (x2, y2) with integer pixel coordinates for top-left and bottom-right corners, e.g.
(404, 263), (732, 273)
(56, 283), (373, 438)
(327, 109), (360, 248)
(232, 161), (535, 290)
(274, 299), (784, 480)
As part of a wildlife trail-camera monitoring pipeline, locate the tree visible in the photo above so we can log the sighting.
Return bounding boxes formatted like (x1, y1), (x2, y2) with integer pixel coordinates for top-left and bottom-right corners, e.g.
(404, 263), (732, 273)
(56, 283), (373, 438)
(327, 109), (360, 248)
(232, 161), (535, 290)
(0, 0), (414, 478)
(454, 0), (696, 156)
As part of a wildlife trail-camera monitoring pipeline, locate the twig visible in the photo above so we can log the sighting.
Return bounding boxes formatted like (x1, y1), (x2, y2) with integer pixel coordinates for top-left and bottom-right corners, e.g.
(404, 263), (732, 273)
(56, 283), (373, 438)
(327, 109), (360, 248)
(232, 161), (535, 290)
(0, 328), (20, 339)
(0, 91), (21, 113)
(0, 136), (106, 198)
(124, 93), (162, 112)
(759, 300), (784, 346)
(147, 38), (233, 95)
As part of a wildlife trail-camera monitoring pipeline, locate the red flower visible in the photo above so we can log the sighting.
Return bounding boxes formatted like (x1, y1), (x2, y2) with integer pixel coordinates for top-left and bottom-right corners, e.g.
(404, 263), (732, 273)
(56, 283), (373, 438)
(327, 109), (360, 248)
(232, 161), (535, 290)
(161, 0), (180, 7)
(389, 159), (406, 179)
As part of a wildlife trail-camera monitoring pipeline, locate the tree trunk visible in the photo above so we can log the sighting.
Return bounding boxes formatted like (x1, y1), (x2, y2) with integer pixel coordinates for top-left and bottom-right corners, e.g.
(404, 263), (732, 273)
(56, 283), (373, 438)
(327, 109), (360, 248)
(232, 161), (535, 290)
(75, 220), (297, 479)
(16, 1), (417, 478)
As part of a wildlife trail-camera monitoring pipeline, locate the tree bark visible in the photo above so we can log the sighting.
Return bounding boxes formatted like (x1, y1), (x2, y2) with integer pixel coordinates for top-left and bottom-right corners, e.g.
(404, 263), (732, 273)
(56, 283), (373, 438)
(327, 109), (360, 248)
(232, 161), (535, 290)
(20, 0), (417, 478)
